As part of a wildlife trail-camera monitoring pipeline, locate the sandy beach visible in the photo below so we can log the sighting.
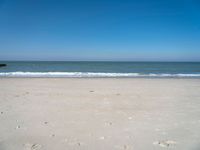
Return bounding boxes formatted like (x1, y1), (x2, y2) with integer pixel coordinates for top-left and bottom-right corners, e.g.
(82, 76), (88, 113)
(0, 78), (200, 150)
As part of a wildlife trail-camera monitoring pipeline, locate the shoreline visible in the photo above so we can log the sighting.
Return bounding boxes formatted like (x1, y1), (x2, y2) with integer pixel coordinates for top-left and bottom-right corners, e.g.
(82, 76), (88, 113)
(1, 76), (200, 79)
(1, 71), (200, 78)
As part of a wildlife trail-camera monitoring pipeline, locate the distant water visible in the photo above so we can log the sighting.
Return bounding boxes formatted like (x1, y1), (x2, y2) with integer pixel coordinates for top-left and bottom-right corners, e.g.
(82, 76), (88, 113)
(0, 61), (200, 77)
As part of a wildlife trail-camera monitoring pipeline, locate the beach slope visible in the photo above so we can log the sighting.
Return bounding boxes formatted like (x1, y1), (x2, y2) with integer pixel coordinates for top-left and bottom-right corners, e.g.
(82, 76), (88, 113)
(0, 78), (200, 150)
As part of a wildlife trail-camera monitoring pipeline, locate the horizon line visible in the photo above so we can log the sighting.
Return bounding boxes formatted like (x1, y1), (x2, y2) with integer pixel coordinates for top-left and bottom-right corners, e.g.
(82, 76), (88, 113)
(1, 60), (200, 63)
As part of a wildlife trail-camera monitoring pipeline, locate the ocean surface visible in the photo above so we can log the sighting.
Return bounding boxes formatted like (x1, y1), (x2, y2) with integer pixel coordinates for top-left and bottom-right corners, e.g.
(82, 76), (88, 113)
(0, 61), (200, 77)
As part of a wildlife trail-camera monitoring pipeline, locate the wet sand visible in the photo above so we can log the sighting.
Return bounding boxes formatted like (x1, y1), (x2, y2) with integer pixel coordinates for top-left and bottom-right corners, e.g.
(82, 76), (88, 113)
(0, 78), (200, 150)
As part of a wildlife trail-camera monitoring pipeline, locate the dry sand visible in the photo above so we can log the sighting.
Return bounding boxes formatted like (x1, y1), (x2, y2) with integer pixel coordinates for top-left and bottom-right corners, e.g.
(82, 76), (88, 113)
(0, 78), (200, 150)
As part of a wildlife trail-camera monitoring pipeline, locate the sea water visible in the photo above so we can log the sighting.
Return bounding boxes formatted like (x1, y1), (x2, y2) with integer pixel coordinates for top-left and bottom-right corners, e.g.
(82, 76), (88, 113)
(0, 61), (200, 77)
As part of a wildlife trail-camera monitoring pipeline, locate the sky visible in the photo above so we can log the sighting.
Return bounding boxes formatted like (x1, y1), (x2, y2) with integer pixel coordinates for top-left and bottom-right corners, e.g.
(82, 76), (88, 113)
(0, 0), (200, 61)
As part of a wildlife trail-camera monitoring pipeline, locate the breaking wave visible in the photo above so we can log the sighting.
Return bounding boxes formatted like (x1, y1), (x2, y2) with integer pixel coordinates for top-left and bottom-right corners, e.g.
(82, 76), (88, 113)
(0, 72), (200, 77)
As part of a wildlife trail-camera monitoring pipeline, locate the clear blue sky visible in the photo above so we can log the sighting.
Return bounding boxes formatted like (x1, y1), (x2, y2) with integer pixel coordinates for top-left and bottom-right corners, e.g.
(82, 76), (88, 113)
(0, 0), (200, 61)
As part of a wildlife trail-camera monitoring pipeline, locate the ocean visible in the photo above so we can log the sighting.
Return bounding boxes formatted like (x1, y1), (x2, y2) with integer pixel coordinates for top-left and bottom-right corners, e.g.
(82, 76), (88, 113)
(0, 61), (200, 77)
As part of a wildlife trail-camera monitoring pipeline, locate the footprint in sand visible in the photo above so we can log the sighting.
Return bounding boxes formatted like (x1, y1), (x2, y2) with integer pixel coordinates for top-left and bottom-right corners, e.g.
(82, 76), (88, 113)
(128, 117), (133, 120)
(153, 140), (176, 148)
(105, 122), (113, 126)
(23, 143), (42, 150)
(123, 145), (128, 149)
(99, 136), (105, 140)
(15, 125), (20, 129)
(50, 134), (55, 138)
(77, 142), (81, 146)
(62, 138), (84, 146)
(114, 144), (129, 150)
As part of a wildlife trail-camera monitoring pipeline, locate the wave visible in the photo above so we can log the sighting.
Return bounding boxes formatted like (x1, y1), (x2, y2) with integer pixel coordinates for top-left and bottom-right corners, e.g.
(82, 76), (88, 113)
(0, 72), (200, 77)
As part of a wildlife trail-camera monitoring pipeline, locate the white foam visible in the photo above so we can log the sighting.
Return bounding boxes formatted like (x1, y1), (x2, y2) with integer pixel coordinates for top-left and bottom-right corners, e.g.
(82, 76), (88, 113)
(0, 72), (200, 77)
